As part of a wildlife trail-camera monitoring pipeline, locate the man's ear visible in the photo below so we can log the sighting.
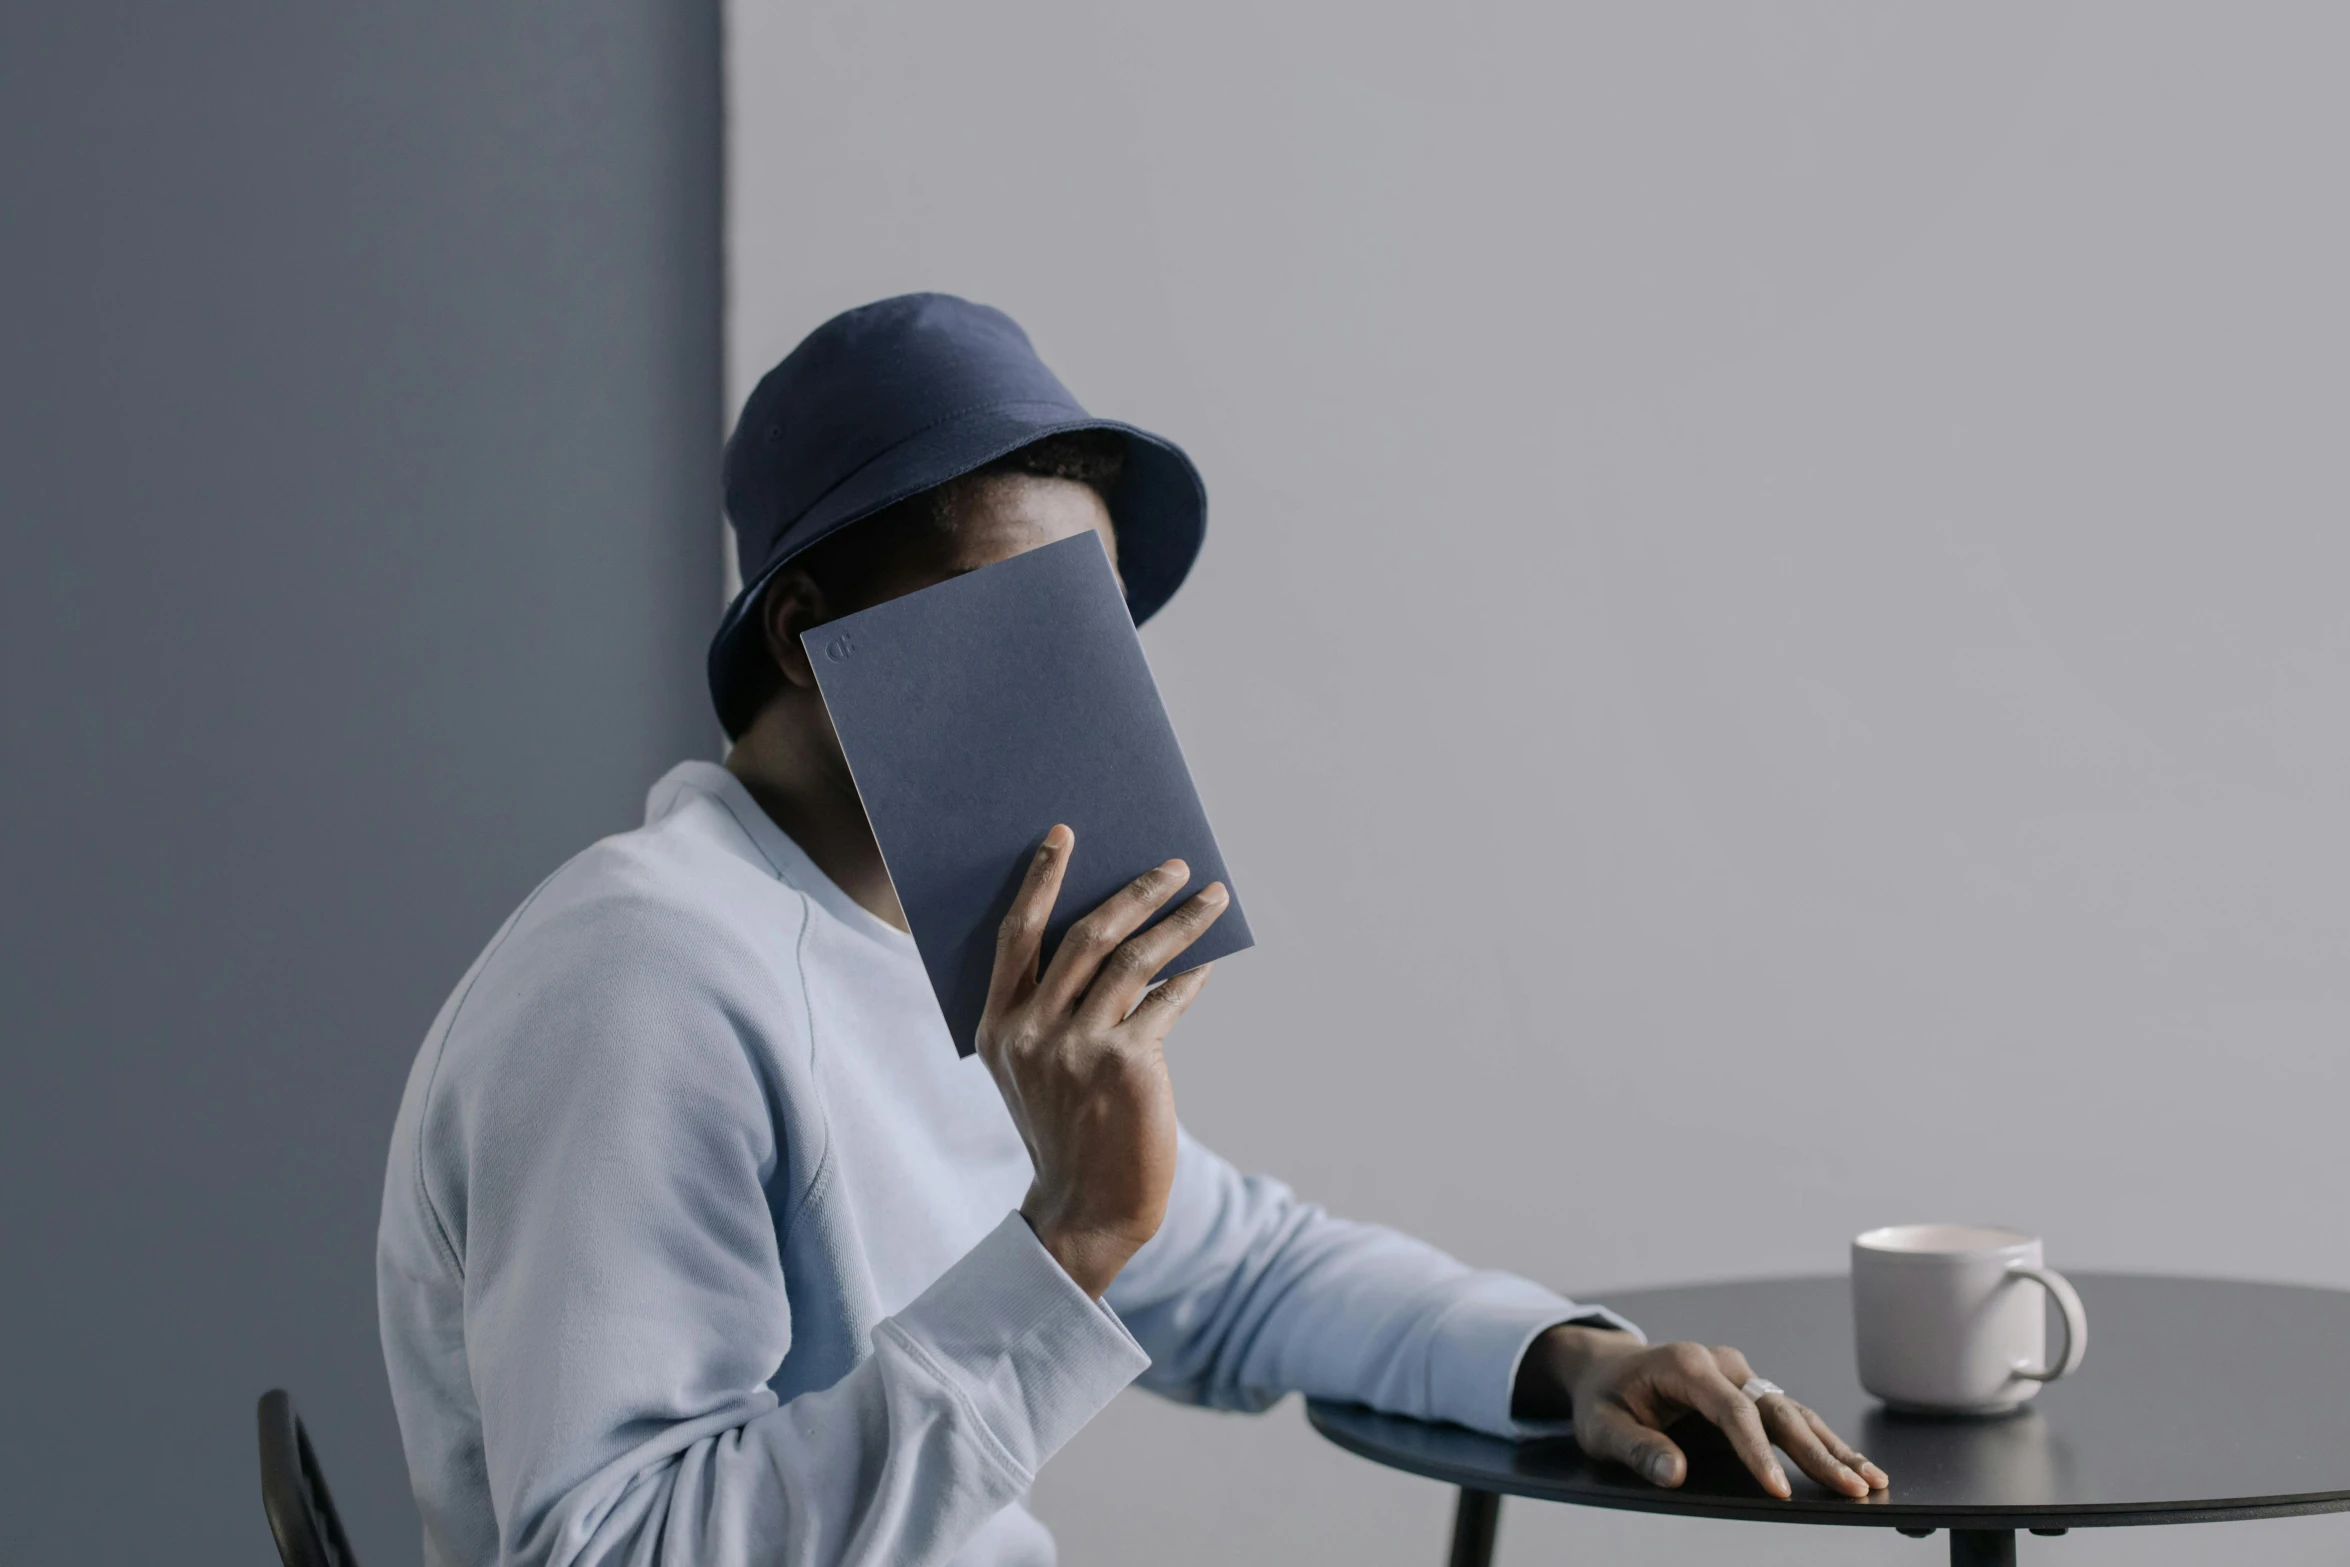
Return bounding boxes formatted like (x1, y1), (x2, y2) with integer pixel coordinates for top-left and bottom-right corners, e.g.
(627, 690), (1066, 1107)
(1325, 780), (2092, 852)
(760, 568), (830, 692)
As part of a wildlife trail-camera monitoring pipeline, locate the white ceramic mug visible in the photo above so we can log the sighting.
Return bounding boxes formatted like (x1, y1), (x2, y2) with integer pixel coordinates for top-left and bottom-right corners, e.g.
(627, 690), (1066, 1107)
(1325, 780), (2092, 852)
(1852, 1224), (2087, 1415)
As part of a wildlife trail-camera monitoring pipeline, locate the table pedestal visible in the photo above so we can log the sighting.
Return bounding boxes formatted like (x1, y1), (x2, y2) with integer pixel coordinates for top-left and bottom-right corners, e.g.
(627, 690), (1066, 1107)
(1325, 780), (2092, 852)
(1447, 1489), (1499, 1567)
(1947, 1530), (2015, 1566)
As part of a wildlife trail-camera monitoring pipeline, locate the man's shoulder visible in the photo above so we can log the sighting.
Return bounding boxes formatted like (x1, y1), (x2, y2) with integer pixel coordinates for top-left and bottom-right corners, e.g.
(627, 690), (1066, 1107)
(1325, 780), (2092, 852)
(419, 787), (813, 1077)
(552, 792), (769, 914)
(497, 809), (799, 997)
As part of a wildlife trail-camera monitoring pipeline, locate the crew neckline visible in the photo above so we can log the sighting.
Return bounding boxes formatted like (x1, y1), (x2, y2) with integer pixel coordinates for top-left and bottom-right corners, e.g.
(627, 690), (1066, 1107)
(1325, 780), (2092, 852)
(647, 760), (919, 954)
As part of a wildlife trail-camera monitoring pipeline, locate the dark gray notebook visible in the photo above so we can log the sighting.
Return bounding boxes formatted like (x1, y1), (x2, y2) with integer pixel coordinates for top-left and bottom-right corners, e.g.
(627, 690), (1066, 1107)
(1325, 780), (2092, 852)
(805, 530), (1252, 1056)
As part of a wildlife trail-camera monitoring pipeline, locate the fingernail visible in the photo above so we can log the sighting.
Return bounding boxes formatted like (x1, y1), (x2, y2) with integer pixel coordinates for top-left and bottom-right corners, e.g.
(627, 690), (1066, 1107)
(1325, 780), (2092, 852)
(1769, 1463), (1788, 1496)
(1863, 1462), (1889, 1487)
(1646, 1453), (1676, 1485)
(1201, 882), (1229, 904)
(1043, 825), (1071, 852)
(1161, 858), (1188, 880)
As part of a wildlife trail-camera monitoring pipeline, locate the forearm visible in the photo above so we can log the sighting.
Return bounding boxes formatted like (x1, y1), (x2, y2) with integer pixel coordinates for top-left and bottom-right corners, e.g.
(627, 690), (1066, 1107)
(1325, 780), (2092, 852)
(1109, 1133), (1634, 1435)
(479, 1217), (1147, 1567)
(547, 1344), (1004, 1567)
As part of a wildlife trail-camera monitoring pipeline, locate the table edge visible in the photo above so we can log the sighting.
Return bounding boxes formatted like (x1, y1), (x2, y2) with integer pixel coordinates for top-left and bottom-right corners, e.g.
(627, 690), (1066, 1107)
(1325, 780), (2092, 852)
(1303, 1401), (2350, 1532)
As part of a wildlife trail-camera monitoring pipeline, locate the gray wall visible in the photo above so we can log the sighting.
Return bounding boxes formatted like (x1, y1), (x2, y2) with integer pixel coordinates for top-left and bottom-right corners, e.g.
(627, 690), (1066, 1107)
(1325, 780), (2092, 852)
(0, 6), (720, 1562)
(727, 3), (2350, 1564)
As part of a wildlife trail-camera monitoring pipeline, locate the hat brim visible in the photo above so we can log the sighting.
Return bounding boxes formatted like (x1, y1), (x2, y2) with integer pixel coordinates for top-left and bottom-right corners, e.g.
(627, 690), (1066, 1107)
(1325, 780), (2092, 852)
(708, 404), (1205, 738)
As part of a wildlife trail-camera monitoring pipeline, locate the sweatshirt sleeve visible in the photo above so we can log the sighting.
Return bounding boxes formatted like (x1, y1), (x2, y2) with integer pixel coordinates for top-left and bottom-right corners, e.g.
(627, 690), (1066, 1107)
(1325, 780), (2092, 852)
(420, 902), (1148, 1567)
(1103, 1129), (1640, 1437)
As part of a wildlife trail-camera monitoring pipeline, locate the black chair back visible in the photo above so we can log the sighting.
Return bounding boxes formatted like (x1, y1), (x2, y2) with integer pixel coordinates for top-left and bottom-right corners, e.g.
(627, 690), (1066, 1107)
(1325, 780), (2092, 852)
(257, 1389), (361, 1567)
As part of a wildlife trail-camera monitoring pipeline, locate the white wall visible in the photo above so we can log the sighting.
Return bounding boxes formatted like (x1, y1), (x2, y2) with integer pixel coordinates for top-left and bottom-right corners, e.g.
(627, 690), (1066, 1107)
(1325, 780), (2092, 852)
(725, 5), (2350, 1562)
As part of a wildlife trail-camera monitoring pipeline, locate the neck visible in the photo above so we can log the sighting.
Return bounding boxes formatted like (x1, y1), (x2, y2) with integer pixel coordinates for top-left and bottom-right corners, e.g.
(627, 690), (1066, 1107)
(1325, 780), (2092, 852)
(724, 694), (909, 931)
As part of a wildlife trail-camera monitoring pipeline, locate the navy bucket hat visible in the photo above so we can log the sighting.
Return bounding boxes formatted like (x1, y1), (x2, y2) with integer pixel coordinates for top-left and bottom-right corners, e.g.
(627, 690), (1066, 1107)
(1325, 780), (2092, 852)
(710, 292), (1208, 737)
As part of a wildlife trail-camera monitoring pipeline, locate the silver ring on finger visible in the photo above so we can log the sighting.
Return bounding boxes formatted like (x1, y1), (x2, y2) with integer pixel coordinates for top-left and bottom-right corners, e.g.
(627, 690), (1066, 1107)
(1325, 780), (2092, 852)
(1740, 1376), (1785, 1402)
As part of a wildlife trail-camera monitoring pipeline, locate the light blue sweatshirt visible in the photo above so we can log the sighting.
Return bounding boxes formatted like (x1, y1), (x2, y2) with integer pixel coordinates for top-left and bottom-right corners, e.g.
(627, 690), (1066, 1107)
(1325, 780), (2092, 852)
(378, 761), (1634, 1567)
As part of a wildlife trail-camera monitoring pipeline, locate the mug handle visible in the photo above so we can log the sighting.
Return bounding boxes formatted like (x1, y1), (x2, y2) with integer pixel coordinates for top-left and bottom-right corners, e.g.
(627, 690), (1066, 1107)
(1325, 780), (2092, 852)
(2008, 1262), (2088, 1382)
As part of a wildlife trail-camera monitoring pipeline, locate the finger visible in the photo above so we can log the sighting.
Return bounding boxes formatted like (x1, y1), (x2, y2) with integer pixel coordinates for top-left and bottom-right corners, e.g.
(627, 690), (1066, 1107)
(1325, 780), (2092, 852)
(1759, 1397), (1868, 1498)
(1665, 1353), (1787, 1499)
(1701, 1345), (1844, 1495)
(1802, 1406), (1889, 1490)
(1579, 1402), (1689, 1489)
(986, 827), (1073, 1018)
(1035, 859), (1188, 1011)
(1121, 962), (1214, 1042)
(1078, 882), (1230, 1026)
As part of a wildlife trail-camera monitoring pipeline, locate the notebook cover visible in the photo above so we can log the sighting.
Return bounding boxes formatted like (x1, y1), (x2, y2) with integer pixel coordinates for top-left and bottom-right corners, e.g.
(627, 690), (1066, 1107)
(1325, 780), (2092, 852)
(805, 530), (1252, 1056)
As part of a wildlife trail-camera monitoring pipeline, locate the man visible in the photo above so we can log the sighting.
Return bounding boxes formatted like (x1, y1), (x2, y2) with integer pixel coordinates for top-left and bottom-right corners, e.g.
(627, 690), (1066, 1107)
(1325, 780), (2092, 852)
(378, 293), (1885, 1567)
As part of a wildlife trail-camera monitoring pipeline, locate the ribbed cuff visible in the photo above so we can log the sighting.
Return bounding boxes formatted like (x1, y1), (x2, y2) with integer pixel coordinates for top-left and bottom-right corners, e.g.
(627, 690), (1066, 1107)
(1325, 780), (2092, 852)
(883, 1211), (1152, 1479)
(1422, 1278), (1645, 1438)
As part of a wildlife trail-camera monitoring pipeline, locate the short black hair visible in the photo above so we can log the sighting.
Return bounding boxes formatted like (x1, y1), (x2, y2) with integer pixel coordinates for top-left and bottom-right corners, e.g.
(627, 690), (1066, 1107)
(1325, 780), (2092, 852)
(792, 428), (1126, 610)
(723, 428), (1128, 735)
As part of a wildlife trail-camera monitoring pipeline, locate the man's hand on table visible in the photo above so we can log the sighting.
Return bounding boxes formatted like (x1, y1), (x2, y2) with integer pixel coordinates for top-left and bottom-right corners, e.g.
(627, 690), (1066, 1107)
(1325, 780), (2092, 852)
(1514, 1325), (1889, 1499)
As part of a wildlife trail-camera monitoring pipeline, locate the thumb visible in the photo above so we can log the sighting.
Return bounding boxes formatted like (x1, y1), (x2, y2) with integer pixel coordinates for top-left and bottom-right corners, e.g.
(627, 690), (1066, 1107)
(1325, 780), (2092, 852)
(1581, 1403), (1688, 1489)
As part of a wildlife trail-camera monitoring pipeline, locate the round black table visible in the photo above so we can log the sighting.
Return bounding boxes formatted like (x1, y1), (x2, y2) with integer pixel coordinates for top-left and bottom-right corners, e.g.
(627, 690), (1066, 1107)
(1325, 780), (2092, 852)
(1308, 1274), (2350, 1566)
